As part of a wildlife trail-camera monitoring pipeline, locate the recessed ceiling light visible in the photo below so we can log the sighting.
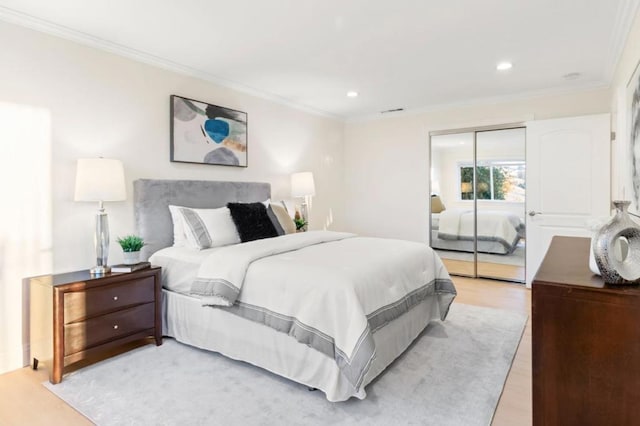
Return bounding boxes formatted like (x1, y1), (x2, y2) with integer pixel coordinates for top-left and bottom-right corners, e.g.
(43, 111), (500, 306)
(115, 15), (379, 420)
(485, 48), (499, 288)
(496, 62), (513, 71)
(346, 91), (358, 98)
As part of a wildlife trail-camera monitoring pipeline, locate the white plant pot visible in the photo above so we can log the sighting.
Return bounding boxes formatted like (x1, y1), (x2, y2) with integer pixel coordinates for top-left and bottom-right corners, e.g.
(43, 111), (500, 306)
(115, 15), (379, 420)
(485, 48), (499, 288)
(122, 251), (140, 265)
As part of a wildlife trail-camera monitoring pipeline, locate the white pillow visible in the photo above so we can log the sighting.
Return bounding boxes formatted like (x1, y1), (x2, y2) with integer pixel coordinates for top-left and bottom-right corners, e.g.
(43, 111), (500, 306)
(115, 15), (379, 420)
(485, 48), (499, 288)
(178, 206), (240, 250)
(168, 205), (187, 247)
(276, 199), (296, 218)
(270, 203), (296, 234)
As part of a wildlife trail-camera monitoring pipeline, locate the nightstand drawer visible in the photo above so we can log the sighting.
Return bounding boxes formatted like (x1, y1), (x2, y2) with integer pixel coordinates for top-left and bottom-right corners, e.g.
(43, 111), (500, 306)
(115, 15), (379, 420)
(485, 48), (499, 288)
(64, 276), (155, 323)
(64, 302), (155, 355)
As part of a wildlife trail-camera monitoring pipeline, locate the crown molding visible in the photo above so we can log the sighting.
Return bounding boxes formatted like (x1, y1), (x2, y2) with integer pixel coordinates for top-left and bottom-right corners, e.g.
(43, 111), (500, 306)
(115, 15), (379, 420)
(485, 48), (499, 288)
(346, 82), (611, 124)
(0, 6), (340, 121)
(603, 0), (640, 83)
(0, 4), (629, 124)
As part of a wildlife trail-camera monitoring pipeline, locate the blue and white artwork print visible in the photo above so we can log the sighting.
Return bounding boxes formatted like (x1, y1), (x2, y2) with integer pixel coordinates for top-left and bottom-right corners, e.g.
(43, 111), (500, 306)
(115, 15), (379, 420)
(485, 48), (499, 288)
(171, 95), (248, 167)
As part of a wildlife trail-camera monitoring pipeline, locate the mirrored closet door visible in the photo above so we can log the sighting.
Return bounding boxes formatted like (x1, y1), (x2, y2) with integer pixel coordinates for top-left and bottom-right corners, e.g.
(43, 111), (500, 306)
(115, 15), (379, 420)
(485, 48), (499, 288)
(429, 126), (526, 283)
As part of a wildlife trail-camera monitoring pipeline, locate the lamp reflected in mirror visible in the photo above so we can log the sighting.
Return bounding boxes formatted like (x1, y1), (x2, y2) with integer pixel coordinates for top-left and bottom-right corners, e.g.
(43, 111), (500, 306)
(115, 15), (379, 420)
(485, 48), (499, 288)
(461, 182), (473, 200)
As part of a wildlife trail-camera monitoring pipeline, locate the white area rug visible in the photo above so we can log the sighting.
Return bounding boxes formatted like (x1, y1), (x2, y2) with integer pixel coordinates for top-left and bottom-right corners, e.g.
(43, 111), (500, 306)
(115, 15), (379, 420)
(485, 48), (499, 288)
(44, 303), (527, 426)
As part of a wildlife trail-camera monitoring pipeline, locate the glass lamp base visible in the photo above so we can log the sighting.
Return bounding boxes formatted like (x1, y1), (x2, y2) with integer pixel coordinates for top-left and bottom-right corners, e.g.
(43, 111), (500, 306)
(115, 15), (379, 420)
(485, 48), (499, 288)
(90, 265), (111, 275)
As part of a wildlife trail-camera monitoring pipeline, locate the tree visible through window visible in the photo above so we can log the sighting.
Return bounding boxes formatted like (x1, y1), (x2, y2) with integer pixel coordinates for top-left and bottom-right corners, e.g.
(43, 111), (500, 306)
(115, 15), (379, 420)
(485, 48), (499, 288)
(459, 161), (525, 201)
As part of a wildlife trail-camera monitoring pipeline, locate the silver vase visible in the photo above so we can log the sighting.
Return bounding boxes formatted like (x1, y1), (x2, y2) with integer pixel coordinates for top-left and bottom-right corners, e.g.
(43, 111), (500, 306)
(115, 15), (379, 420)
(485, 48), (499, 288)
(592, 200), (640, 284)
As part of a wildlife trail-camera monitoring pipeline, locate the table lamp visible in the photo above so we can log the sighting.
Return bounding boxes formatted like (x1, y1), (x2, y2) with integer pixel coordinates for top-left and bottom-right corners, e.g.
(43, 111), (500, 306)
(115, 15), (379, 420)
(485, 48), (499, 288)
(291, 172), (315, 228)
(74, 158), (126, 275)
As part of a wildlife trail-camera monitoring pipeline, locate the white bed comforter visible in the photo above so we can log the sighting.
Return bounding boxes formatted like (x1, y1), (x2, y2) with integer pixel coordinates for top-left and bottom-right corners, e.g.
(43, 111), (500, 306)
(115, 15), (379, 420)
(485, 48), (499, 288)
(189, 231), (456, 391)
(438, 209), (522, 250)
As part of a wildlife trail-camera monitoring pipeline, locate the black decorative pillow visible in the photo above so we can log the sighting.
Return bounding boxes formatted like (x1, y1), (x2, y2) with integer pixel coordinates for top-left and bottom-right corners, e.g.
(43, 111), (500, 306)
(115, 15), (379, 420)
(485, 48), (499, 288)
(227, 202), (279, 242)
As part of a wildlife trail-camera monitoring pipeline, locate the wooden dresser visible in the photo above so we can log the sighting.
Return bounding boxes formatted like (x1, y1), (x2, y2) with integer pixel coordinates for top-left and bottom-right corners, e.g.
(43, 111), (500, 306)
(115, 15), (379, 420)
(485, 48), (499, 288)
(29, 267), (162, 383)
(532, 236), (640, 425)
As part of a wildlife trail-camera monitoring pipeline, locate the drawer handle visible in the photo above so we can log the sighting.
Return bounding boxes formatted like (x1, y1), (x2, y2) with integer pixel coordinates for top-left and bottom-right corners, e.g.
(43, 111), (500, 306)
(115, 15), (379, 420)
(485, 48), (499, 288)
(113, 325), (119, 330)
(113, 296), (118, 301)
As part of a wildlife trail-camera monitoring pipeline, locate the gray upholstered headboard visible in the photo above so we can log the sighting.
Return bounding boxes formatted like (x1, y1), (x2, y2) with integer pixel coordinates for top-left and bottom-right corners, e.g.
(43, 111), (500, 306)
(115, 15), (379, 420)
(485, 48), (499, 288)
(134, 179), (271, 260)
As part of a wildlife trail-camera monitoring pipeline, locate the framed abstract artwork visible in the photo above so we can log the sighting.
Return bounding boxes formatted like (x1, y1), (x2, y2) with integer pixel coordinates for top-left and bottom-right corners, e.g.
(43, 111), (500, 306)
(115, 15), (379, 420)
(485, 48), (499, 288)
(170, 95), (248, 167)
(627, 60), (640, 213)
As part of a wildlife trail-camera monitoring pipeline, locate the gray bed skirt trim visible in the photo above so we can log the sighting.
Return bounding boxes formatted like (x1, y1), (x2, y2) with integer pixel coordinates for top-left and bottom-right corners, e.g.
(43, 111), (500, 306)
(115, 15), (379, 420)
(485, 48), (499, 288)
(191, 278), (240, 306)
(366, 278), (455, 332)
(220, 277), (457, 390)
(437, 232), (520, 254)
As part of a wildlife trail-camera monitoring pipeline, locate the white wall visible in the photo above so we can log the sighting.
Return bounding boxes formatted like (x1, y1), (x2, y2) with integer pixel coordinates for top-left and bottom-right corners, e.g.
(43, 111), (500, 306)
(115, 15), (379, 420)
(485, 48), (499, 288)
(611, 9), (640, 210)
(344, 89), (611, 242)
(0, 103), (52, 374)
(0, 21), (346, 274)
(0, 21), (345, 373)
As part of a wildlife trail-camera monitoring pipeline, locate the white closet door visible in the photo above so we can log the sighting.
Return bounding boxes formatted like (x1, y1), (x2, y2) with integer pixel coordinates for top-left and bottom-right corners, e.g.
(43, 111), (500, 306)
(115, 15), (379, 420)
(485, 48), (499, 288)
(525, 114), (611, 286)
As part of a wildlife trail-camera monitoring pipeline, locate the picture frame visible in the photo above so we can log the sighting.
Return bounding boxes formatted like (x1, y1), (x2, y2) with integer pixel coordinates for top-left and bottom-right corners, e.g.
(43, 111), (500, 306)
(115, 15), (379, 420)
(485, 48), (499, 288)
(627, 60), (640, 213)
(170, 95), (248, 167)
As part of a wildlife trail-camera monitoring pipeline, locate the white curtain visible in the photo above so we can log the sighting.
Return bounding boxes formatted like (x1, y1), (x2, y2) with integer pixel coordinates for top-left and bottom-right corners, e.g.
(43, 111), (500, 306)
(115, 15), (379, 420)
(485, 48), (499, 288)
(0, 102), (52, 374)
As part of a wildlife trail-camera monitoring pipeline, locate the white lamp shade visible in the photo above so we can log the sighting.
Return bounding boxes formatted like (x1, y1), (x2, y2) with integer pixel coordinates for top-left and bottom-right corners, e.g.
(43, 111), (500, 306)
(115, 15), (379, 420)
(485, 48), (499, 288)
(74, 158), (126, 202)
(291, 172), (316, 198)
(431, 179), (441, 195)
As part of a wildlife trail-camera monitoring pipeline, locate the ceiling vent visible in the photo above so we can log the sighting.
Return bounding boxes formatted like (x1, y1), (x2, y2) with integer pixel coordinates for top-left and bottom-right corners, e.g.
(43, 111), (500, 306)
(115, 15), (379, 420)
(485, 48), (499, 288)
(380, 108), (404, 114)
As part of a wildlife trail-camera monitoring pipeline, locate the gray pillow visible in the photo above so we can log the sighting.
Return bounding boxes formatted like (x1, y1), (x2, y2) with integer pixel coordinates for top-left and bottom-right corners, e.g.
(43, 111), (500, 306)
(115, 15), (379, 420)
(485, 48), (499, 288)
(267, 205), (285, 236)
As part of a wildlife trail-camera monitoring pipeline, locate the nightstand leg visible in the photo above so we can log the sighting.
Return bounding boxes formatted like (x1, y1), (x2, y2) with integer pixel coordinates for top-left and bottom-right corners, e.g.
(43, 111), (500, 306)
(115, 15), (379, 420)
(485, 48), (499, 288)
(155, 333), (163, 346)
(51, 369), (62, 384)
(32, 358), (38, 370)
(51, 351), (63, 384)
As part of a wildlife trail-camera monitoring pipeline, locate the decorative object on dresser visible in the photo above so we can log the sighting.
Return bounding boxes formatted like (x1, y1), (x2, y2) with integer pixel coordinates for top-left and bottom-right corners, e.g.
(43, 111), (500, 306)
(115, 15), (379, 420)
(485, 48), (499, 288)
(291, 171), (315, 231)
(532, 236), (640, 426)
(111, 261), (151, 273)
(170, 95), (247, 167)
(116, 234), (145, 265)
(592, 200), (640, 284)
(74, 158), (126, 275)
(586, 216), (609, 276)
(29, 267), (162, 384)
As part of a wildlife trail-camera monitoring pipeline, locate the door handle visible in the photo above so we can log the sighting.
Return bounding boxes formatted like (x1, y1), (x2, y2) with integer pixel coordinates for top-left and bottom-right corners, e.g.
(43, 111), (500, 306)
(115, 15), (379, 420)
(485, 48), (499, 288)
(528, 210), (542, 217)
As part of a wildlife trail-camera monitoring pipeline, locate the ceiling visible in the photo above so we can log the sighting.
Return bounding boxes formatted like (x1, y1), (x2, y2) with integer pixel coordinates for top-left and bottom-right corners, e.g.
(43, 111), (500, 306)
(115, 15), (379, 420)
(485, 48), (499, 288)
(0, 0), (637, 119)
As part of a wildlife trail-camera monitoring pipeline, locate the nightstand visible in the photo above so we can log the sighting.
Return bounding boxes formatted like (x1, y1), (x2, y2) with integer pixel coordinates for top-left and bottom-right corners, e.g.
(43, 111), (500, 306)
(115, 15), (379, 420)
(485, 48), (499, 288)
(28, 267), (162, 384)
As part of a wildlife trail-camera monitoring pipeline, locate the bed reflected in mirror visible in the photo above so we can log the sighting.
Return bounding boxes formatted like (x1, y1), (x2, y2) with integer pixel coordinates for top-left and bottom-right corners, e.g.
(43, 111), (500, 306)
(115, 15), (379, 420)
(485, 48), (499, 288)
(430, 127), (526, 283)
(430, 132), (476, 277)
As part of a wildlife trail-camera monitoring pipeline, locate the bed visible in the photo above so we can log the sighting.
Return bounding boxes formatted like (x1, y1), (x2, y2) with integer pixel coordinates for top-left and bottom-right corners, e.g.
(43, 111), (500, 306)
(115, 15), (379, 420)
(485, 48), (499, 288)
(134, 179), (456, 402)
(431, 209), (525, 255)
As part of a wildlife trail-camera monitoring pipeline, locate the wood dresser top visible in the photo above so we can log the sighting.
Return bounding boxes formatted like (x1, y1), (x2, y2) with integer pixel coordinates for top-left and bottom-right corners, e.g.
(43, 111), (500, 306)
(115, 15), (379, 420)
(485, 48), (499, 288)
(533, 236), (640, 295)
(29, 267), (161, 287)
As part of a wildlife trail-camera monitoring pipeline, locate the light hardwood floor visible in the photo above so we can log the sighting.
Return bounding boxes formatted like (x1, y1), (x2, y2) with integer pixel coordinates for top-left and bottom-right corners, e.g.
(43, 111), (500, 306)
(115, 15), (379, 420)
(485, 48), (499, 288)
(442, 258), (526, 283)
(0, 277), (532, 426)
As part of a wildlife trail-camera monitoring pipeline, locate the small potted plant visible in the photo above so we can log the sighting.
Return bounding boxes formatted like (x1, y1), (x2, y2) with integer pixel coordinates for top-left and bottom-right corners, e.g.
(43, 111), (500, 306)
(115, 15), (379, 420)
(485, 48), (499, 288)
(117, 235), (145, 265)
(294, 210), (308, 232)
